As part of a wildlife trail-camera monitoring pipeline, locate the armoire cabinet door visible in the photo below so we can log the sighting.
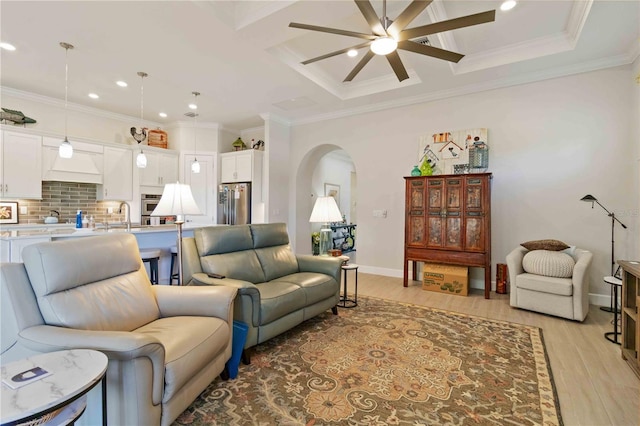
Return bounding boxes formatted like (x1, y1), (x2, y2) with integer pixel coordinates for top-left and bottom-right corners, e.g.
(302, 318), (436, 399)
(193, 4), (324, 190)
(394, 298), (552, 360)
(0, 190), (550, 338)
(464, 177), (486, 252)
(406, 179), (426, 247)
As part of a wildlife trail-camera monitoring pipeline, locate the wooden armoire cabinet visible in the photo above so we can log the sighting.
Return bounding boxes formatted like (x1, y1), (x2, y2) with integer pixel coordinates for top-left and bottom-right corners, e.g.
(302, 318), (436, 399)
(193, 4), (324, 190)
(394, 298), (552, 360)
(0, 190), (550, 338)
(403, 173), (492, 298)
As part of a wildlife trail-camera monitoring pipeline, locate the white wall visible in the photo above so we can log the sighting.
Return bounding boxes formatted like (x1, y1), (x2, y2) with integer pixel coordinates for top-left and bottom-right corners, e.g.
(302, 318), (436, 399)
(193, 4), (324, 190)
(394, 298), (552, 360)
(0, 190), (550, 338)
(291, 65), (639, 299)
(263, 116), (290, 226)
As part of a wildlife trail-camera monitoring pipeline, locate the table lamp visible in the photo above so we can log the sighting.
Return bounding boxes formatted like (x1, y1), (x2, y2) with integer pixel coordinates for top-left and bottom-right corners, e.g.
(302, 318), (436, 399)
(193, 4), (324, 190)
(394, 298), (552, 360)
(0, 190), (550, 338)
(152, 182), (201, 285)
(309, 196), (343, 256)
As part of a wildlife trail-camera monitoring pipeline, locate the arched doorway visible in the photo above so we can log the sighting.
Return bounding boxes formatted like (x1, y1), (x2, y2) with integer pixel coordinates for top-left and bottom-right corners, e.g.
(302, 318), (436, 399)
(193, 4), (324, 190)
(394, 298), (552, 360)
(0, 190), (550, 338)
(292, 145), (356, 256)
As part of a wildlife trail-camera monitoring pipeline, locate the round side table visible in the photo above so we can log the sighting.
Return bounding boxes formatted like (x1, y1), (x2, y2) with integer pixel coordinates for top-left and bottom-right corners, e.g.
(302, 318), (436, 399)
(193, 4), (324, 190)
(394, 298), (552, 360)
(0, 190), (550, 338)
(1, 349), (108, 426)
(339, 264), (359, 308)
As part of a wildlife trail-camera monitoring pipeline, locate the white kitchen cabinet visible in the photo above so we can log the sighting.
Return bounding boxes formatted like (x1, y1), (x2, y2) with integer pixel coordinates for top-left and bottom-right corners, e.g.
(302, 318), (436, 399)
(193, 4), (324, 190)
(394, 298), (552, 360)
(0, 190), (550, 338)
(220, 150), (262, 183)
(182, 153), (215, 224)
(97, 146), (133, 201)
(0, 131), (42, 199)
(139, 150), (179, 188)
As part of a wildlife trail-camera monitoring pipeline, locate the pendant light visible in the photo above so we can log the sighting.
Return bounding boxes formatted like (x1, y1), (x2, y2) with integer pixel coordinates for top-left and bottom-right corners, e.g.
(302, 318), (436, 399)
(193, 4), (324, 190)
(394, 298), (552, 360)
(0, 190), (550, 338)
(59, 42), (74, 159)
(191, 91), (201, 174)
(135, 72), (148, 168)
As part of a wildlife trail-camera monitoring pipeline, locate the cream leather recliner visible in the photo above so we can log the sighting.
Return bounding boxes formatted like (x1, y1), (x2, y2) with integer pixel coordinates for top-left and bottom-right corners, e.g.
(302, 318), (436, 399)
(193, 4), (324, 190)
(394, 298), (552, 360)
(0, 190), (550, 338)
(0, 233), (237, 426)
(506, 246), (592, 321)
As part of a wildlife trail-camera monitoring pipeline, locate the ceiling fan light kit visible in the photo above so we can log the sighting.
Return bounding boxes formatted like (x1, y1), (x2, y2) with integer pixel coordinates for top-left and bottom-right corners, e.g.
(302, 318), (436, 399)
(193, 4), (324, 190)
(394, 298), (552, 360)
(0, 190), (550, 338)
(370, 36), (397, 55)
(289, 0), (496, 82)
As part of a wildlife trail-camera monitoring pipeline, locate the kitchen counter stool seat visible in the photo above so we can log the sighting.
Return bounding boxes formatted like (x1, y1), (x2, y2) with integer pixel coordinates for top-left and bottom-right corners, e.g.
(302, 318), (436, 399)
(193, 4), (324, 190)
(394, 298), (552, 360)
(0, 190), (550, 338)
(170, 246), (179, 285)
(140, 248), (162, 285)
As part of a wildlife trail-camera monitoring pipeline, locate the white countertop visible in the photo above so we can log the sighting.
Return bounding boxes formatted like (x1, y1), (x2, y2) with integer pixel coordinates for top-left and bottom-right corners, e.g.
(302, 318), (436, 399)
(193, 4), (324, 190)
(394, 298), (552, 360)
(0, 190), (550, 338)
(0, 223), (217, 241)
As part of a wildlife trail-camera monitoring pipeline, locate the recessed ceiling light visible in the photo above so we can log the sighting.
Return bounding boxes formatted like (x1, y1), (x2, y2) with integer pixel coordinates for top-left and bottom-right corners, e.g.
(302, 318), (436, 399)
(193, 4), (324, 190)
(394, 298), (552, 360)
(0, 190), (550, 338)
(188, 103), (198, 110)
(0, 42), (16, 51)
(116, 81), (128, 87)
(88, 93), (99, 99)
(500, 0), (516, 11)
(159, 112), (167, 118)
(347, 49), (358, 57)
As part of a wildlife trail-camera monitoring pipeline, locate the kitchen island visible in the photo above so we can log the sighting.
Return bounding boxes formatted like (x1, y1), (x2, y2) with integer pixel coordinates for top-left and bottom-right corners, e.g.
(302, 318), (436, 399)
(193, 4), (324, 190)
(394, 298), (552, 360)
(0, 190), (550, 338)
(0, 223), (218, 284)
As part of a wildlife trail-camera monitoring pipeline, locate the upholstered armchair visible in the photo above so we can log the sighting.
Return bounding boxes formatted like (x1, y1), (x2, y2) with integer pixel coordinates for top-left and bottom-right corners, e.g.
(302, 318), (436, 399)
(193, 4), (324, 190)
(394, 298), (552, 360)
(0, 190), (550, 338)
(506, 245), (592, 321)
(0, 233), (237, 426)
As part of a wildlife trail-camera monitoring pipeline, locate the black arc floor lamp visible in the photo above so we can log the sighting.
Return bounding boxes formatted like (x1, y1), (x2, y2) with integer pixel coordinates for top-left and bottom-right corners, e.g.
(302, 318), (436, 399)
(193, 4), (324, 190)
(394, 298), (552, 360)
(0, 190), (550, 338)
(580, 194), (627, 313)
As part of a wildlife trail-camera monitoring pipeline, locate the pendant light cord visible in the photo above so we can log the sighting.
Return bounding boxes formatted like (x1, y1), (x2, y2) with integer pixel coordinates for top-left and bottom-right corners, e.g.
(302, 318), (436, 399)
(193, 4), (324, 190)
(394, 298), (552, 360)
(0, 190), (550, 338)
(192, 91), (200, 161)
(64, 47), (68, 137)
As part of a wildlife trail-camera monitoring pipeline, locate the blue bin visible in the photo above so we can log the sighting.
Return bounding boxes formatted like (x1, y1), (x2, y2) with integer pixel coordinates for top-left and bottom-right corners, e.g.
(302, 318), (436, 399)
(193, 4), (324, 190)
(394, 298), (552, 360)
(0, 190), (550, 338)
(226, 321), (248, 379)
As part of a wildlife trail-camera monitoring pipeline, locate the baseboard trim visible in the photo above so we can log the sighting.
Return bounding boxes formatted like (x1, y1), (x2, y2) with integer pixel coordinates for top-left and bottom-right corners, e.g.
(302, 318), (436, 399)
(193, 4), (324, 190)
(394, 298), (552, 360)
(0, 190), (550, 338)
(358, 264), (611, 308)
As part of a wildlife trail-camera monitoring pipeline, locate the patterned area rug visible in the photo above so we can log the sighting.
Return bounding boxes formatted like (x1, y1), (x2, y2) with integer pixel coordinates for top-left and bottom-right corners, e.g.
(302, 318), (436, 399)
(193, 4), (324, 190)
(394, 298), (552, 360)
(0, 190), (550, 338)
(174, 296), (562, 426)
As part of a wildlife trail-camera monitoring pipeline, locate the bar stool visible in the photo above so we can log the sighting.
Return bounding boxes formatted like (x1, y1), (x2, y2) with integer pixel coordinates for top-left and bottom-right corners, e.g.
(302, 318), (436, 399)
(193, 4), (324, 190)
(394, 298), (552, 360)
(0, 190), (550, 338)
(169, 246), (179, 285)
(140, 248), (162, 285)
(339, 263), (358, 308)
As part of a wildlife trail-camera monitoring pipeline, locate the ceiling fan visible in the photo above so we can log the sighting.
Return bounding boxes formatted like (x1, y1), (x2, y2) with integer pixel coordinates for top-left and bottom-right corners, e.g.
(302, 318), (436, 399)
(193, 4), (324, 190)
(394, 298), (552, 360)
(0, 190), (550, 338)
(289, 0), (495, 82)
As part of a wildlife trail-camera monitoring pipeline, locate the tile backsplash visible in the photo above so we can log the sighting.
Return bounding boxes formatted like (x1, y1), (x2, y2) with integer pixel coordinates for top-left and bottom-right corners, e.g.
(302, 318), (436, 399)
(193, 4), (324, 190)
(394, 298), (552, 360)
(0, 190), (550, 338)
(14, 182), (126, 225)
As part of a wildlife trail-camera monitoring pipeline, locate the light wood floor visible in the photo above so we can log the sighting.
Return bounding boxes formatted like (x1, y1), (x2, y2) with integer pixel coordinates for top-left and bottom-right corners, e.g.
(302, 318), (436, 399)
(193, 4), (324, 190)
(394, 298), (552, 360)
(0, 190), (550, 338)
(353, 273), (640, 426)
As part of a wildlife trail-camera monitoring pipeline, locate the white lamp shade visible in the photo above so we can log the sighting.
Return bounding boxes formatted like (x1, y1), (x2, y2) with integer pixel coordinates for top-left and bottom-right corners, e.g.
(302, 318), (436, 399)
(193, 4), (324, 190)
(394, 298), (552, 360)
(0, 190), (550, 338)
(136, 151), (147, 168)
(151, 182), (201, 218)
(59, 138), (73, 159)
(309, 196), (342, 223)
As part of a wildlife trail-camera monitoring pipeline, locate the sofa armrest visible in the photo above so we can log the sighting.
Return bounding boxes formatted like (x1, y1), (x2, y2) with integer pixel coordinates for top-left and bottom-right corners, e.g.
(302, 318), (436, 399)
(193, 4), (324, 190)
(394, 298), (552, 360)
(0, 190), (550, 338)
(297, 255), (342, 284)
(19, 325), (165, 404)
(191, 273), (260, 326)
(182, 237), (203, 285)
(506, 246), (527, 307)
(153, 285), (237, 323)
(572, 249), (593, 292)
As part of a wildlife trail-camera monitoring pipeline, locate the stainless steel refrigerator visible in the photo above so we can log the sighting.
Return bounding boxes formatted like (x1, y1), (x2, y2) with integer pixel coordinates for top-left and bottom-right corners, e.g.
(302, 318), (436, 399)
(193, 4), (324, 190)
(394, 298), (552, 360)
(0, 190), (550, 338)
(217, 183), (251, 225)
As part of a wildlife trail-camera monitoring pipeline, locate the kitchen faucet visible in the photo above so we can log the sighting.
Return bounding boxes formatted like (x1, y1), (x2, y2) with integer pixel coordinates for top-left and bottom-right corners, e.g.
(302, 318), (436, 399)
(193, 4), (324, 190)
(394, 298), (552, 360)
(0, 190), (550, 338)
(118, 201), (131, 231)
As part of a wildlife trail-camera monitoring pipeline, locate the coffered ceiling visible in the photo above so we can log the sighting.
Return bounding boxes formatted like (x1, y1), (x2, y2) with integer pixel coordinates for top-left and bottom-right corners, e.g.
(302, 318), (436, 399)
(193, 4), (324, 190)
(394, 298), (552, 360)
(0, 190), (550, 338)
(0, 1), (638, 131)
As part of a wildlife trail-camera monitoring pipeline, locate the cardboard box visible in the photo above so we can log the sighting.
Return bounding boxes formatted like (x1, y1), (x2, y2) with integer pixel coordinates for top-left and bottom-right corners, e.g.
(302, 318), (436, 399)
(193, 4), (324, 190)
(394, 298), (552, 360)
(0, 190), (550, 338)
(422, 263), (469, 296)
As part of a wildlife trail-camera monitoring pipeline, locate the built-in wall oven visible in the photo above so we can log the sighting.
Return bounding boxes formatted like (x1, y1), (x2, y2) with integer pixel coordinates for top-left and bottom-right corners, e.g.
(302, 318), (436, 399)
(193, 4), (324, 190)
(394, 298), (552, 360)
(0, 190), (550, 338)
(141, 194), (175, 225)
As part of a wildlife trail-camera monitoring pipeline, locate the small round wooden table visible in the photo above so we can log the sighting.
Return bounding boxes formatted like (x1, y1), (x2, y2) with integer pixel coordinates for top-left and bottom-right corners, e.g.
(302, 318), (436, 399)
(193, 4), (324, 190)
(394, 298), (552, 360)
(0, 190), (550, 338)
(1, 349), (108, 426)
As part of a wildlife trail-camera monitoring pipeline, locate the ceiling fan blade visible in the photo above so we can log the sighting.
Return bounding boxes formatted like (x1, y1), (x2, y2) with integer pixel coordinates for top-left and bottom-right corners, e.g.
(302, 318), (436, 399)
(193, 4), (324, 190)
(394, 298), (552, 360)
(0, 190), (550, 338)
(344, 50), (376, 82)
(398, 40), (464, 63)
(301, 41), (373, 65)
(386, 51), (410, 82)
(354, 0), (385, 36)
(289, 22), (376, 40)
(399, 10), (496, 41)
(387, 0), (432, 38)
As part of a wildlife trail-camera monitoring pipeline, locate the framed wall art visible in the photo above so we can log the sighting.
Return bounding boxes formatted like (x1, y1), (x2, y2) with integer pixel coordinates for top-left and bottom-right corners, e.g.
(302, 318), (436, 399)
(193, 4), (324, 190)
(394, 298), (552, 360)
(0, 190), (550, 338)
(0, 202), (19, 224)
(324, 183), (340, 209)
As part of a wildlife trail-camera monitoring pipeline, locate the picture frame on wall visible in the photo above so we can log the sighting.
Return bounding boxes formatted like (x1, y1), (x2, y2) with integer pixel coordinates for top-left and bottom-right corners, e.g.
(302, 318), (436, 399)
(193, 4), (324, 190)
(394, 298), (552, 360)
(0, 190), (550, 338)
(0, 202), (19, 224)
(324, 183), (340, 209)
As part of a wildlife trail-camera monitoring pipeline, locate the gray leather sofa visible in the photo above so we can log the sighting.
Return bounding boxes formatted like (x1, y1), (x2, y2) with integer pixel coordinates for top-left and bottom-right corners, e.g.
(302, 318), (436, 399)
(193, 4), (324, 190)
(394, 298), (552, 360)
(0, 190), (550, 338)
(182, 223), (342, 355)
(0, 233), (237, 426)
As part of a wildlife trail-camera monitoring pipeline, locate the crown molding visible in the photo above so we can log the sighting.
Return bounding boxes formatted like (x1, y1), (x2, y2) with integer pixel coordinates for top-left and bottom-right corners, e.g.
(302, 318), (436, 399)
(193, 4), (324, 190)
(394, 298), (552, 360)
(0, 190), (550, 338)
(259, 113), (290, 127)
(0, 86), (163, 128)
(451, 0), (593, 75)
(164, 120), (221, 130)
(268, 45), (421, 101)
(291, 53), (633, 127)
